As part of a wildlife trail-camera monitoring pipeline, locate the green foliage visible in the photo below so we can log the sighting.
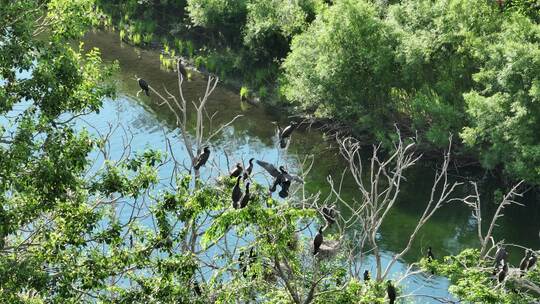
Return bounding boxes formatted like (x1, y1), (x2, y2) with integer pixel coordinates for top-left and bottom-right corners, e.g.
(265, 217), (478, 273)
(186, 0), (247, 32)
(243, 0), (312, 59)
(505, 0), (540, 22)
(240, 86), (250, 99)
(460, 13), (540, 182)
(421, 249), (540, 303)
(3, 1), (540, 302)
(281, 0), (398, 127)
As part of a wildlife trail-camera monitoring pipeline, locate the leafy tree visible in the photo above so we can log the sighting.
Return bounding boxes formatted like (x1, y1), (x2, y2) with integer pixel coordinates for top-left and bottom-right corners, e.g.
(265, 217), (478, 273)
(243, 0), (320, 60)
(186, 0), (247, 38)
(461, 13), (540, 183)
(281, 0), (399, 132)
(386, 0), (502, 146)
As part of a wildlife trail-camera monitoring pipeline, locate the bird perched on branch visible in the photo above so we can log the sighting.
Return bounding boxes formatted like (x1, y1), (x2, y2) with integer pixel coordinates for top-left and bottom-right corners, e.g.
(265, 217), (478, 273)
(240, 183), (251, 208)
(232, 176), (242, 209)
(322, 206), (336, 226)
(230, 163), (243, 178)
(275, 121), (298, 148)
(494, 245), (508, 269)
(194, 147), (210, 170)
(313, 227), (323, 255)
(427, 246), (435, 262)
(243, 158), (254, 180)
(279, 179), (291, 198)
(528, 252), (537, 270)
(138, 78), (150, 96)
(387, 280), (397, 304)
(520, 250), (531, 276)
(497, 261), (508, 283)
(256, 160), (303, 195)
(179, 62), (188, 80)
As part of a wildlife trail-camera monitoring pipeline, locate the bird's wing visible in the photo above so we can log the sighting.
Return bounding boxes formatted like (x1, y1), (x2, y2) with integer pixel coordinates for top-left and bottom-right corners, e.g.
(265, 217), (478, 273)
(256, 160), (280, 177)
(282, 125), (293, 137)
(283, 172), (304, 184)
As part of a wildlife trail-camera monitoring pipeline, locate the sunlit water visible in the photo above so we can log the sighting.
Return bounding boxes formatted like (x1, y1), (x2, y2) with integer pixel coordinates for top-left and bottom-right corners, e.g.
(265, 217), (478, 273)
(71, 30), (539, 302)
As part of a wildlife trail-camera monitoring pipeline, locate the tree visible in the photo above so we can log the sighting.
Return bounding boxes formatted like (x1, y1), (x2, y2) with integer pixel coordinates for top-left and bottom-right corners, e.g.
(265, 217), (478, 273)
(243, 0), (317, 60)
(186, 0), (247, 39)
(421, 181), (540, 303)
(461, 12), (540, 183)
(281, 0), (398, 131)
(1, 0), (115, 301)
(324, 131), (461, 284)
(3, 1), (539, 303)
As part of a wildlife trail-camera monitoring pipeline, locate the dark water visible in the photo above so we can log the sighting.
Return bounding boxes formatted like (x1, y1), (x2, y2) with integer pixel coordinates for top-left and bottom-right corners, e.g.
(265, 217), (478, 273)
(81, 30), (540, 302)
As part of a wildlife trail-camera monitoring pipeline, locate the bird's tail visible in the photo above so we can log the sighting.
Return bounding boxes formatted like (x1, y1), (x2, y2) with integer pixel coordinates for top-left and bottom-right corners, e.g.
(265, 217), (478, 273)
(145, 90), (150, 96)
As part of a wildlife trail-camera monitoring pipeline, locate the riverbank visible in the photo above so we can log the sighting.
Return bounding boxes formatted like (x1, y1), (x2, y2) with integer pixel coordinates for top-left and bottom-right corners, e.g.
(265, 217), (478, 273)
(94, 0), (540, 187)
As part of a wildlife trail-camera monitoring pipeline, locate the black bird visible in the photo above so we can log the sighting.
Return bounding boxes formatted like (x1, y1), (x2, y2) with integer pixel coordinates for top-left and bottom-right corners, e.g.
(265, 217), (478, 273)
(239, 250), (247, 278)
(270, 177), (281, 193)
(494, 245), (508, 268)
(427, 246), (435, 262)
(497, 261), (508, 283)
(387, 280), (397, 304)
(230, 163), (243, 178)
(193, 280), (202, 296)
(313, 227), (324, 255)
(257, 160), (303, 192)
(322, 206), (336, 225)
(278, 180), (291, 198)
(280, 122), (298, 139)
(138, 78), (150, 96)
(240, 183), (250, 208)
(239, 248), (256, 278)
(528, 253), (537, 270)
(363, 270), (370, 281)
(276, 122), (298, 148)
(194, 147), (210, 170)
(520, 250), (531, 275)
(257, 160), (286, 186)
(243, 158), (254, 180)
(232, 176), (242, 209)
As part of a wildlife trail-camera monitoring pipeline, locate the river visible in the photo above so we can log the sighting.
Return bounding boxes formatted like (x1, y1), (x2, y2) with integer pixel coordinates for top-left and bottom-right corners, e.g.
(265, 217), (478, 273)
(82, 29), (540, 303)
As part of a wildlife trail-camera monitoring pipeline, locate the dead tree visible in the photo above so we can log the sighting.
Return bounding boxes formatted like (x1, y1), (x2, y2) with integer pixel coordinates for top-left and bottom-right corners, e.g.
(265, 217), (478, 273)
(137, 60), (242, 178)
(329, 131), (462, 281)
(461, 181), (524, 259)
(458, 181), (540, 297)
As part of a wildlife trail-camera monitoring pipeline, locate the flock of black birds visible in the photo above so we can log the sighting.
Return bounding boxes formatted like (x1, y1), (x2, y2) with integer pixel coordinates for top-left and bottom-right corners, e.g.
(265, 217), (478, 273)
(493, 245), (537, 284)
(137, 75), (396, 302)
(137, 76), (538, 303)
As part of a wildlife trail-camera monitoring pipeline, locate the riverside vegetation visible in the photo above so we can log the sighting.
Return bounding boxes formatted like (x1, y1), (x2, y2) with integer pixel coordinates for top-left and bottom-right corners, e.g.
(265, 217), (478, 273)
(1, 0), (539, 303)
